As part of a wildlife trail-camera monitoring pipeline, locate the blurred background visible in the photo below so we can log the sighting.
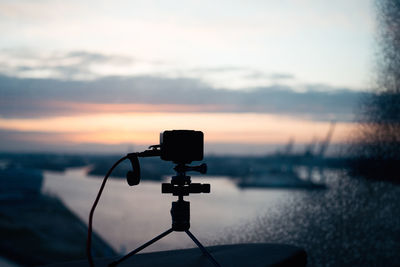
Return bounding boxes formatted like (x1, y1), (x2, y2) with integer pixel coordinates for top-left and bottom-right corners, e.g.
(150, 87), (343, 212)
(0, 0), (399, 266)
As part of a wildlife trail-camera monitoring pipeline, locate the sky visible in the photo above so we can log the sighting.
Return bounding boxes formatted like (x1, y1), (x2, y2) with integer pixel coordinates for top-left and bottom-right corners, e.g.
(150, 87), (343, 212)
(0, 0), (376, 155)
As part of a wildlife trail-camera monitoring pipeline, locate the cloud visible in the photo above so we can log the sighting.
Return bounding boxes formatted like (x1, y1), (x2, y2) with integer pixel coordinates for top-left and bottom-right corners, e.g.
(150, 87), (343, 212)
(177, 66), (296, 89)
(0, 49), (299, 89)
(244, 71), (295, 80)
(0, 50), (133, 80)
(0, 74), (365, 122)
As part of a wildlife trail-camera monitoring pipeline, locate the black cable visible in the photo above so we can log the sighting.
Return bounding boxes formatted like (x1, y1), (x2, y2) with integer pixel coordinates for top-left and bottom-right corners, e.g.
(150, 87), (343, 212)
(87, 155), (128, 267)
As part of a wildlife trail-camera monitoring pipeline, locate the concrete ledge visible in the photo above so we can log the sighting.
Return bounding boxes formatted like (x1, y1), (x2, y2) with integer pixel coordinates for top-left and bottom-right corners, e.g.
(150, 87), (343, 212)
(46, 243), (307, 267)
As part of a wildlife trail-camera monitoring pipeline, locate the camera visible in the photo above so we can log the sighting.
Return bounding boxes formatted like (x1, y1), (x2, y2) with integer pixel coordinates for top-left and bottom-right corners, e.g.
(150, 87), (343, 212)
(90, 129), (218, 267)
(160, 130), (204, 164)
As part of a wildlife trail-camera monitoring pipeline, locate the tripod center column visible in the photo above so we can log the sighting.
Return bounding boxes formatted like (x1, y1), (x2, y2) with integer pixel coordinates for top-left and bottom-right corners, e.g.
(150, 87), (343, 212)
(171, 200), (190, 231)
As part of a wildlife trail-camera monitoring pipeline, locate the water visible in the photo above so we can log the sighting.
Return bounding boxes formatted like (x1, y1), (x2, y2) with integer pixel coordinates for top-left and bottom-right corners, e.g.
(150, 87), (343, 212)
(42, 168), (287, 253)
(42, 168), (400, 266)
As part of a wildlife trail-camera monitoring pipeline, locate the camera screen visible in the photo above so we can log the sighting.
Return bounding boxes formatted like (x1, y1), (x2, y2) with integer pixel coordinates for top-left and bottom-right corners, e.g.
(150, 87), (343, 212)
(160, 130), (204, 164)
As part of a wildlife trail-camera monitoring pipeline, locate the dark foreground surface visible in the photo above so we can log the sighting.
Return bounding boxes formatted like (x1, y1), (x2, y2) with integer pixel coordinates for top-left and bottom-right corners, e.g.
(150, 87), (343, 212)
(45, 243), (307, 267)
(0, 194), (116, 266)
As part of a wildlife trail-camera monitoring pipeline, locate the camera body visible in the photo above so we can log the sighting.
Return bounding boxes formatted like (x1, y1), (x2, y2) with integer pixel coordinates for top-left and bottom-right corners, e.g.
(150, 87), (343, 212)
(160, 130), (204, 164)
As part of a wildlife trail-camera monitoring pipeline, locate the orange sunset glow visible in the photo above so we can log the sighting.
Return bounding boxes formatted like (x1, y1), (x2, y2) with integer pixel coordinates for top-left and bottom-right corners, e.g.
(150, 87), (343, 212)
(0, 111), (355, 146)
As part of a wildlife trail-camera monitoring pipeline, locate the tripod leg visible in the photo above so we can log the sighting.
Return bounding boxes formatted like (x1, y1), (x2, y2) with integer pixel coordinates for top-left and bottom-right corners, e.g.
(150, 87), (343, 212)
(109, 228), (173, 267)
(185, 230), (221, 267)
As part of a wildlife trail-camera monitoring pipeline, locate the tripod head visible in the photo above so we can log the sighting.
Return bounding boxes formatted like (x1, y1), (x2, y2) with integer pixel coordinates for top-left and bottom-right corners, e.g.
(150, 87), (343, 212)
(161, 162), (210, 232)
(162, 163), (210, 197)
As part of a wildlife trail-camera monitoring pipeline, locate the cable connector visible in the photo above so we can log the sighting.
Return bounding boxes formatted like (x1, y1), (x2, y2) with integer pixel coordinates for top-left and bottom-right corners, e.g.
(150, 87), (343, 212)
(135, 148), (161, 158)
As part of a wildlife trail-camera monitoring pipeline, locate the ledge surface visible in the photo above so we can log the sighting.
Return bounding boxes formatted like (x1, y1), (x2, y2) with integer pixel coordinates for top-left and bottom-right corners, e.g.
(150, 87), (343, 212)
(45, 243), (307, 267)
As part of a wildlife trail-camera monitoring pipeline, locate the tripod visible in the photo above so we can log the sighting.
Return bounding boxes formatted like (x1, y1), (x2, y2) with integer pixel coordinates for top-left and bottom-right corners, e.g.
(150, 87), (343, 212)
(109, 163), (221, 267)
